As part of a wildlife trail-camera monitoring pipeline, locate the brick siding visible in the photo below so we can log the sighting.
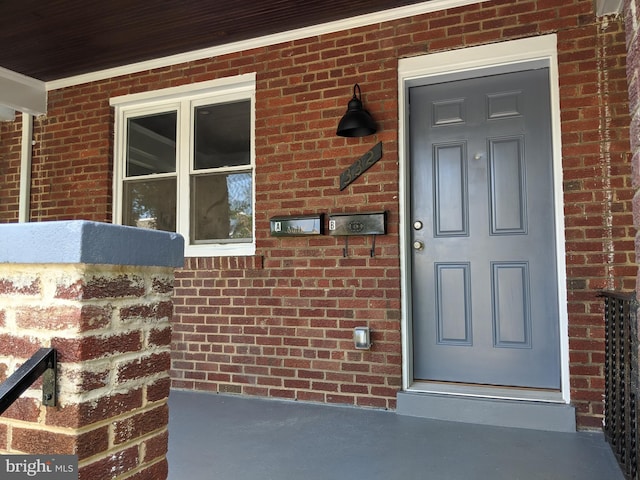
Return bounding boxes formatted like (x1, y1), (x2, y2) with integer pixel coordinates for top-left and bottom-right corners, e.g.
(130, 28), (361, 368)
(0, 263), (176, 479)
(0, 0), (634, 429)
(0, 116), (23, 222)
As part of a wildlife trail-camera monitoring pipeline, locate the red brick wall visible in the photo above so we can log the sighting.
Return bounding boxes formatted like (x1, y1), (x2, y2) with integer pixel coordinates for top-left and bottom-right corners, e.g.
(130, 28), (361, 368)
(0, 0), (634, 429)
(626, 4), (640, 259)
(0, 114), (23, 222)
(29, 89), (113, 221)
(561, 15), (633, 428)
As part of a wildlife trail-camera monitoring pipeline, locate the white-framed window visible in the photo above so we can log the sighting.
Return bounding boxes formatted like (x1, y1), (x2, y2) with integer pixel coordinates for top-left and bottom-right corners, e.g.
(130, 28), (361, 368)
(110, 73), (256, 257)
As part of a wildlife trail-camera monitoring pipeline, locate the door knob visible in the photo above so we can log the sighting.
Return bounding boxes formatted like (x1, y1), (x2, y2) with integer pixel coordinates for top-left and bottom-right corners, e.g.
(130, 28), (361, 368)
(413, 240), (424, 251)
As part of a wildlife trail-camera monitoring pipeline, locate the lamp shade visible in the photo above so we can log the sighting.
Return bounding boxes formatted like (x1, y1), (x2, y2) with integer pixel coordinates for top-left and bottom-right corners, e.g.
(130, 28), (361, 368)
(336, 84), (377, 137)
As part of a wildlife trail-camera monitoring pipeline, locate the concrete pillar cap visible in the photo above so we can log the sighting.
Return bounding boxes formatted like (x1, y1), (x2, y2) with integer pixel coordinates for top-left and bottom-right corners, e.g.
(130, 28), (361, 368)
(0, 221), (184, 267)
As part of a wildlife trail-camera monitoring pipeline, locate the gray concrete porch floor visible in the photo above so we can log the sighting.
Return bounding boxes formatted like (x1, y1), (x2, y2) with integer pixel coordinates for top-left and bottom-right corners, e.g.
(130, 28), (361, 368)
(167, 389), (624, 480)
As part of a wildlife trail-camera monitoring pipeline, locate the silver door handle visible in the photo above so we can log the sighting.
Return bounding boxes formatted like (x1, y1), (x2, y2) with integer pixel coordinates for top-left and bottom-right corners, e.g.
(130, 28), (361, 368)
(413, 240), (424, 251)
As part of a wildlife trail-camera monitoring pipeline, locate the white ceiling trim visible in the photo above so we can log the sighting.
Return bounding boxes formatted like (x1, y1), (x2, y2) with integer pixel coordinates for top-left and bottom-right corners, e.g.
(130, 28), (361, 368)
(596, 0), (623, 16)
(0, 66), (46, 116)
(46, 0), (488, 91)
(0, 106), (15, 121)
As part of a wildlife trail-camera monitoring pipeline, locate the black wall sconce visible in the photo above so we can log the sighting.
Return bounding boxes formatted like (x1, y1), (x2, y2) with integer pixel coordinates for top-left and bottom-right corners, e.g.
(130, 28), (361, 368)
(336, 84), (377, 137)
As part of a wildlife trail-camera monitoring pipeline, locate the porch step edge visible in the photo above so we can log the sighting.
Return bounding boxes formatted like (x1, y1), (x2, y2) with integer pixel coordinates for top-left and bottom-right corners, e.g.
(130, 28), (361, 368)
(396, 391), (576, 432)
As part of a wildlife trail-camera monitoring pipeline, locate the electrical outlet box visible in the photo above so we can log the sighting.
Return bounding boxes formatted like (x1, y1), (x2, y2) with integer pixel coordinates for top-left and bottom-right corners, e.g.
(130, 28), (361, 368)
(327, 212), (386, 236)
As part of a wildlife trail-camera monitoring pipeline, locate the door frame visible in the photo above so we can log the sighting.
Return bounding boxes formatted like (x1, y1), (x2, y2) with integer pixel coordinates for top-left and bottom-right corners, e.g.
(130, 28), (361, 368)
(398, 34), (570, 404)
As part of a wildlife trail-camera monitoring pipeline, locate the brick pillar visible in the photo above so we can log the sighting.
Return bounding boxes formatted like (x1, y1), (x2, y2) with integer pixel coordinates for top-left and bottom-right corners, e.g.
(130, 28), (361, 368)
(627, 2), (640, 283)
(0, 221), (183, 480)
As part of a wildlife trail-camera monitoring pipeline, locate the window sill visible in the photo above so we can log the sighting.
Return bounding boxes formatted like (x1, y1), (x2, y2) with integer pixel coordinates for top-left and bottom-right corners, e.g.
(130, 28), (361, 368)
(184, 242), (255, 258)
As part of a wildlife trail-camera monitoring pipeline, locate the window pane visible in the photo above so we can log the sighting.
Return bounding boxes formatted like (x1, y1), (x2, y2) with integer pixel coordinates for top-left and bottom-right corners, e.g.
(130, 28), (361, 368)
(191, 172), (252, 242)
(123, 178), (177, 232)
(194, 101), (250, 170)
(127, 112), (177, 176)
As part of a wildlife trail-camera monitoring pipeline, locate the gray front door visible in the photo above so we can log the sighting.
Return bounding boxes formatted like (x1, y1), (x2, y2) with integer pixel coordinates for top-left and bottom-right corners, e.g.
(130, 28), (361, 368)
(409, 69), (561, 389)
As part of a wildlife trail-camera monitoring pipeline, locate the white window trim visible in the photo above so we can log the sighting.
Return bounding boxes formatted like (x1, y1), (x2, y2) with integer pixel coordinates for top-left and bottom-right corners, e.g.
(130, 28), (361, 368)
(111, 73), (257, 257)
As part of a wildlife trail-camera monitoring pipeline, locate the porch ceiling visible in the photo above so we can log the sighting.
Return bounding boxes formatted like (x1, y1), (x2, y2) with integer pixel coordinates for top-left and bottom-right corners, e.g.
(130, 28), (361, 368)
(0, 0), (425, 82)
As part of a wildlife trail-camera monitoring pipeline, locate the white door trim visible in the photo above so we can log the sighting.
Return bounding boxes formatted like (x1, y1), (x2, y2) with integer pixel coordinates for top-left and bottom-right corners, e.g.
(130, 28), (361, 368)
(398, 34), (570, 404)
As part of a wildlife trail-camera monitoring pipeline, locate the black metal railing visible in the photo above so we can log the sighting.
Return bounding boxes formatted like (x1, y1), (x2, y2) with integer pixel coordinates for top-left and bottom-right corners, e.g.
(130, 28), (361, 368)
(0, 348), (57, 415)
(602, 290), (639, 480)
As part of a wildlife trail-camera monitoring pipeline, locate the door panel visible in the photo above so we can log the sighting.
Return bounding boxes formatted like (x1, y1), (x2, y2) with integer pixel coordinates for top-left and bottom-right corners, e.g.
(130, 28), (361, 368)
(435, 262), (471, 345)
(434, 143), (467, 236)
(489, 136), (526, 233)
(492, 262), (530, 348)
(409, 69), (560, 389)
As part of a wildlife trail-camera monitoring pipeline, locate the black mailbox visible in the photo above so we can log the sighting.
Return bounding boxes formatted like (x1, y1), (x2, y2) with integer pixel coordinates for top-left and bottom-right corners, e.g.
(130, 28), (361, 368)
(327, 212), (386, 236)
